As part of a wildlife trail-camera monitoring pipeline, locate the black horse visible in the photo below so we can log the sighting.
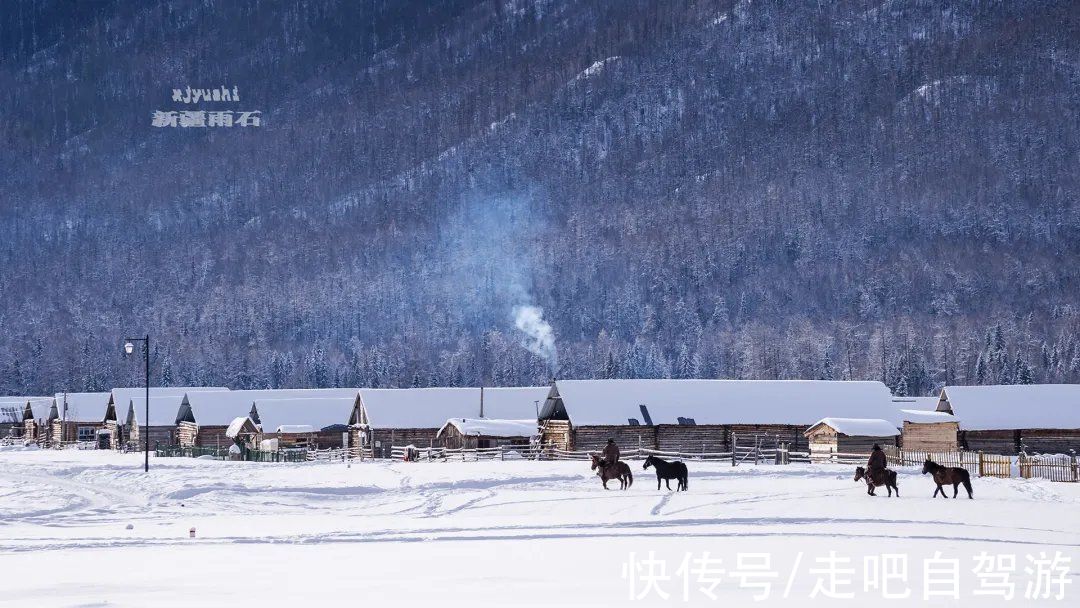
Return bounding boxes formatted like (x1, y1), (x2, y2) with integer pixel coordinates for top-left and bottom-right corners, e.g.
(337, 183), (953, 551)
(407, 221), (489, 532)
(922, 459), (974, 499)
(643, 455), (688, 491)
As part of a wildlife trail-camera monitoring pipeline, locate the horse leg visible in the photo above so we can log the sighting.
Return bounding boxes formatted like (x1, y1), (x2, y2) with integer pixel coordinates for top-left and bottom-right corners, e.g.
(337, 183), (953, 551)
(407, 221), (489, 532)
(656, 476), (661, 491)
(933, 485), (941, 498)
(952, 483), (959, 498)
(665, 479), (672, 491)
(603, 478), (609, 490)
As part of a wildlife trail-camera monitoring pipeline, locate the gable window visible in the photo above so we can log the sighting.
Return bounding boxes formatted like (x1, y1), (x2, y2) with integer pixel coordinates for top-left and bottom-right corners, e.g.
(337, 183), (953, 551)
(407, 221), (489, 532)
(77, 426), (96, 441)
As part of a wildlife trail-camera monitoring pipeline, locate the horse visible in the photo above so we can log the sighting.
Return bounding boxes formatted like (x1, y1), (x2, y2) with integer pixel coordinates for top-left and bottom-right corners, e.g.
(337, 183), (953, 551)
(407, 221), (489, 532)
(590, 453), (633, 490)
(854, 466), (899, 497)
(922, 459), (973, 499)
(643, 455), (689, 491)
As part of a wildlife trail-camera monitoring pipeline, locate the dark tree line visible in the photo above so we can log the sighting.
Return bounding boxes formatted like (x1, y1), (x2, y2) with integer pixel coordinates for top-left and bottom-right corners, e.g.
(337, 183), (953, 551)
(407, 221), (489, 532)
(1, 0), (1078, 396)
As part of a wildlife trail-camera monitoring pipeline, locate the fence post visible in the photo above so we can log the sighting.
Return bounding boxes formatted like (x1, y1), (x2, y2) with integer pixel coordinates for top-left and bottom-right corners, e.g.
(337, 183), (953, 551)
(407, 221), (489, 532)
(978, 451), (984, 478)
(1071, 450), (1078, 483)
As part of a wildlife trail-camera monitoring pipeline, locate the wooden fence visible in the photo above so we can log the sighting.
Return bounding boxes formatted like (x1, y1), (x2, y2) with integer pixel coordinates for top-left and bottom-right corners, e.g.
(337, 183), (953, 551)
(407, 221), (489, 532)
(884, 446), (1079, 482)
(1019, 452), (1079, 482)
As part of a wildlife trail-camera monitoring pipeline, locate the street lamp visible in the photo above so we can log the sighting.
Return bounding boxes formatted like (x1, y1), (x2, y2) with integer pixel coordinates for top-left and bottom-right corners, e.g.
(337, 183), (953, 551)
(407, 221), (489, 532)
(124, 334), (150, 473)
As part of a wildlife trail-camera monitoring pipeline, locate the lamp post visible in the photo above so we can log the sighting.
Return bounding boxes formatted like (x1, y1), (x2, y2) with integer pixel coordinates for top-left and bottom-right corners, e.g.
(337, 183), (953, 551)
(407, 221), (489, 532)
(124, 335), (150, 473)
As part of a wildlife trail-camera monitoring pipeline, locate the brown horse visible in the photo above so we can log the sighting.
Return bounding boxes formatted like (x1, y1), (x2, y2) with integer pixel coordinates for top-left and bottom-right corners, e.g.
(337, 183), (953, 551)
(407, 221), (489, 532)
(854, 466), (899, 497)
(590, 453), (633, 490)
(922, 459), (973, 499)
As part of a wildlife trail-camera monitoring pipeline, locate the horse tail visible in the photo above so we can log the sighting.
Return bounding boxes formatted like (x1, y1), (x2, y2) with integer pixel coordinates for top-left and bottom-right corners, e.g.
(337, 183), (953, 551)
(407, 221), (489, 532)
(961, 470), (973, 496)
(627, 468), (633, 488)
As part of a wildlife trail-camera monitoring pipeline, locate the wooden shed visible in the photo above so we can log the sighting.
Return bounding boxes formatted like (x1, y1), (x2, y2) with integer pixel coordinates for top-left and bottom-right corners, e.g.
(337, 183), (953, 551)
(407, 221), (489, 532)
(50, 392), (111, 446)
(436, 418), (537, 450)
(538, 379), (898, 454)
(804, 418), (900, 462)
(253, 397), (362, 449)
(355, 386), (548, 457)
(898, 408), (959, 452)
(938, 384), (1080, 455)
(176, 389), (358, 448)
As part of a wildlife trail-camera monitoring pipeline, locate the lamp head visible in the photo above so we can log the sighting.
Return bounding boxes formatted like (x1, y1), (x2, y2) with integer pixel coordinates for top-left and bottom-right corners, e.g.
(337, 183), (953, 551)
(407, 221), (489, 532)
(124, 342), (135, 355)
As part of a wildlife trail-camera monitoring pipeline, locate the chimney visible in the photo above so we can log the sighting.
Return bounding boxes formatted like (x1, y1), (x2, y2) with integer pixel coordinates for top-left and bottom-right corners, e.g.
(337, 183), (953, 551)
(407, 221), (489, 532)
(479, 386), (484, 418)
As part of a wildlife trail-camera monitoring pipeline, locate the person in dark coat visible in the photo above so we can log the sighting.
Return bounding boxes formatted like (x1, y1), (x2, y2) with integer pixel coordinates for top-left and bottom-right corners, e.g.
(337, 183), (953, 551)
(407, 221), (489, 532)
(601, 438), (620, 466)
(867, 444), (887, 480)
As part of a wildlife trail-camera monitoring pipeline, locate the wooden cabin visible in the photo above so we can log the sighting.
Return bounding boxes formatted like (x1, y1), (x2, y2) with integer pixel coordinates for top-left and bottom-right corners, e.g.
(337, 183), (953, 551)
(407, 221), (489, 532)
(50, 392), (111, 446)
(436, 418), (538, 450)
(21, 397), (56, 444)
(105, 387), (228, 450)
(177, 389), (359, 448)
(253, 397), (362, 449)
(538, 379), (898, 454)
(804, 418), (900, 462)
(0, 398), (24, 439)
(123, 395), (194, 449)
(898, 409), (959, 451)
(937, 384), (1080, 455)
(355, 387), (548, 457)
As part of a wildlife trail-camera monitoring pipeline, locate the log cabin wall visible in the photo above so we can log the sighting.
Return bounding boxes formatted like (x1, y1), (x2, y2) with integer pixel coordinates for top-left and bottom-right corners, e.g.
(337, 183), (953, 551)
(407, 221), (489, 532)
(727, 424), (808, 451)
(540, 420), (571, 450)
(655, 424), (728, 453)
(177, 421), (199, 447)
(370, 428), (440, 456)
(1019, 429), (1080, 454)
(145, 426), (177, 449)
(836, 435), (898, 453)
(960, 430), (1020, 454)
(195, 425), (232, 448)
(901, 422), (959, 451)
(572, 425), (657, 453)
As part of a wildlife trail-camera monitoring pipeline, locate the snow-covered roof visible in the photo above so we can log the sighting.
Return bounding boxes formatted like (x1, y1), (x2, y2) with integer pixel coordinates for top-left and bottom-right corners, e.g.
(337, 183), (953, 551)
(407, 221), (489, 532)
(891, 396), (940, 410)
(225, 417), (256, 439)
(899, 409), (959, 424)
(807, 418), (899, 437)
(52, 392), (111, 423)
(253, 398), (358, 433)
(939, 384), (1080, 430)
(0, 397), (52, 422)
(25, 397), (54, 421)
(180, 389), (359, 426)
(437, 418), (539, 439)
(274, 424), (316, 434)
(541, 379), (898, 426)
(357, 388), (491, 429)
(477, 387), (550, 419)
(125, 396), (189, 427)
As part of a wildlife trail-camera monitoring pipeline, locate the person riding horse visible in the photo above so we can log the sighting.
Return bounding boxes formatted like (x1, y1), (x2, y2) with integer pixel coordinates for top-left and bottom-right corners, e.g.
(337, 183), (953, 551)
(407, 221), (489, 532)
(596, 438), (621, 476)
(866, 444), (887, 482)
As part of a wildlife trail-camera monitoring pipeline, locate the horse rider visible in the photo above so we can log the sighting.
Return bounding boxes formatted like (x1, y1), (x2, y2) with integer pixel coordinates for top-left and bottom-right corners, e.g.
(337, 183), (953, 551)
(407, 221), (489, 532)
(601, 438), (620, 468)
(867, 443), (887, 481)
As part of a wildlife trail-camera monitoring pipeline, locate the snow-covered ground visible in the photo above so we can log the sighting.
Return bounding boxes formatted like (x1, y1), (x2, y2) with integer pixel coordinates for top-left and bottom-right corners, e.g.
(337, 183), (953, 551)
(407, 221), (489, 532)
(1, 449), (1077, 606)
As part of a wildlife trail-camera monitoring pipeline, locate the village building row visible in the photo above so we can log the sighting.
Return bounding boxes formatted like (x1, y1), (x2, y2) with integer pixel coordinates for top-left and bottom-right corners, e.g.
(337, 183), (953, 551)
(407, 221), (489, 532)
(4, 382), (1078, 457)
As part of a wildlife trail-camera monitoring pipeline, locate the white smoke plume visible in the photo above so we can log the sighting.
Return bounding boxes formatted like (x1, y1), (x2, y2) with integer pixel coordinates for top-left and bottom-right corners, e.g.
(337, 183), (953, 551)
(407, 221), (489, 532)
(513, 304), (557, 371)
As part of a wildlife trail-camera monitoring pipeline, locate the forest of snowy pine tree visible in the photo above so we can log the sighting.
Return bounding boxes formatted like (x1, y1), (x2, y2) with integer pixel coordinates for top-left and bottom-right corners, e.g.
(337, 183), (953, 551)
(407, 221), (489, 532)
(1, 0), (1078, 396)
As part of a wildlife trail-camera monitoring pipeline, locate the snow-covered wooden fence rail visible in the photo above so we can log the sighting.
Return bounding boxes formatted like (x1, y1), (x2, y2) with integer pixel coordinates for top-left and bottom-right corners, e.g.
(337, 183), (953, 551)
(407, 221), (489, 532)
(884, 446), (1078, 482)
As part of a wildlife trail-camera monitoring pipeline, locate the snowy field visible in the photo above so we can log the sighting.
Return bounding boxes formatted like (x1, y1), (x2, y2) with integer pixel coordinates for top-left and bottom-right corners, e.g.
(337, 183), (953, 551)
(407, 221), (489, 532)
(1, 449), (1077, 607)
